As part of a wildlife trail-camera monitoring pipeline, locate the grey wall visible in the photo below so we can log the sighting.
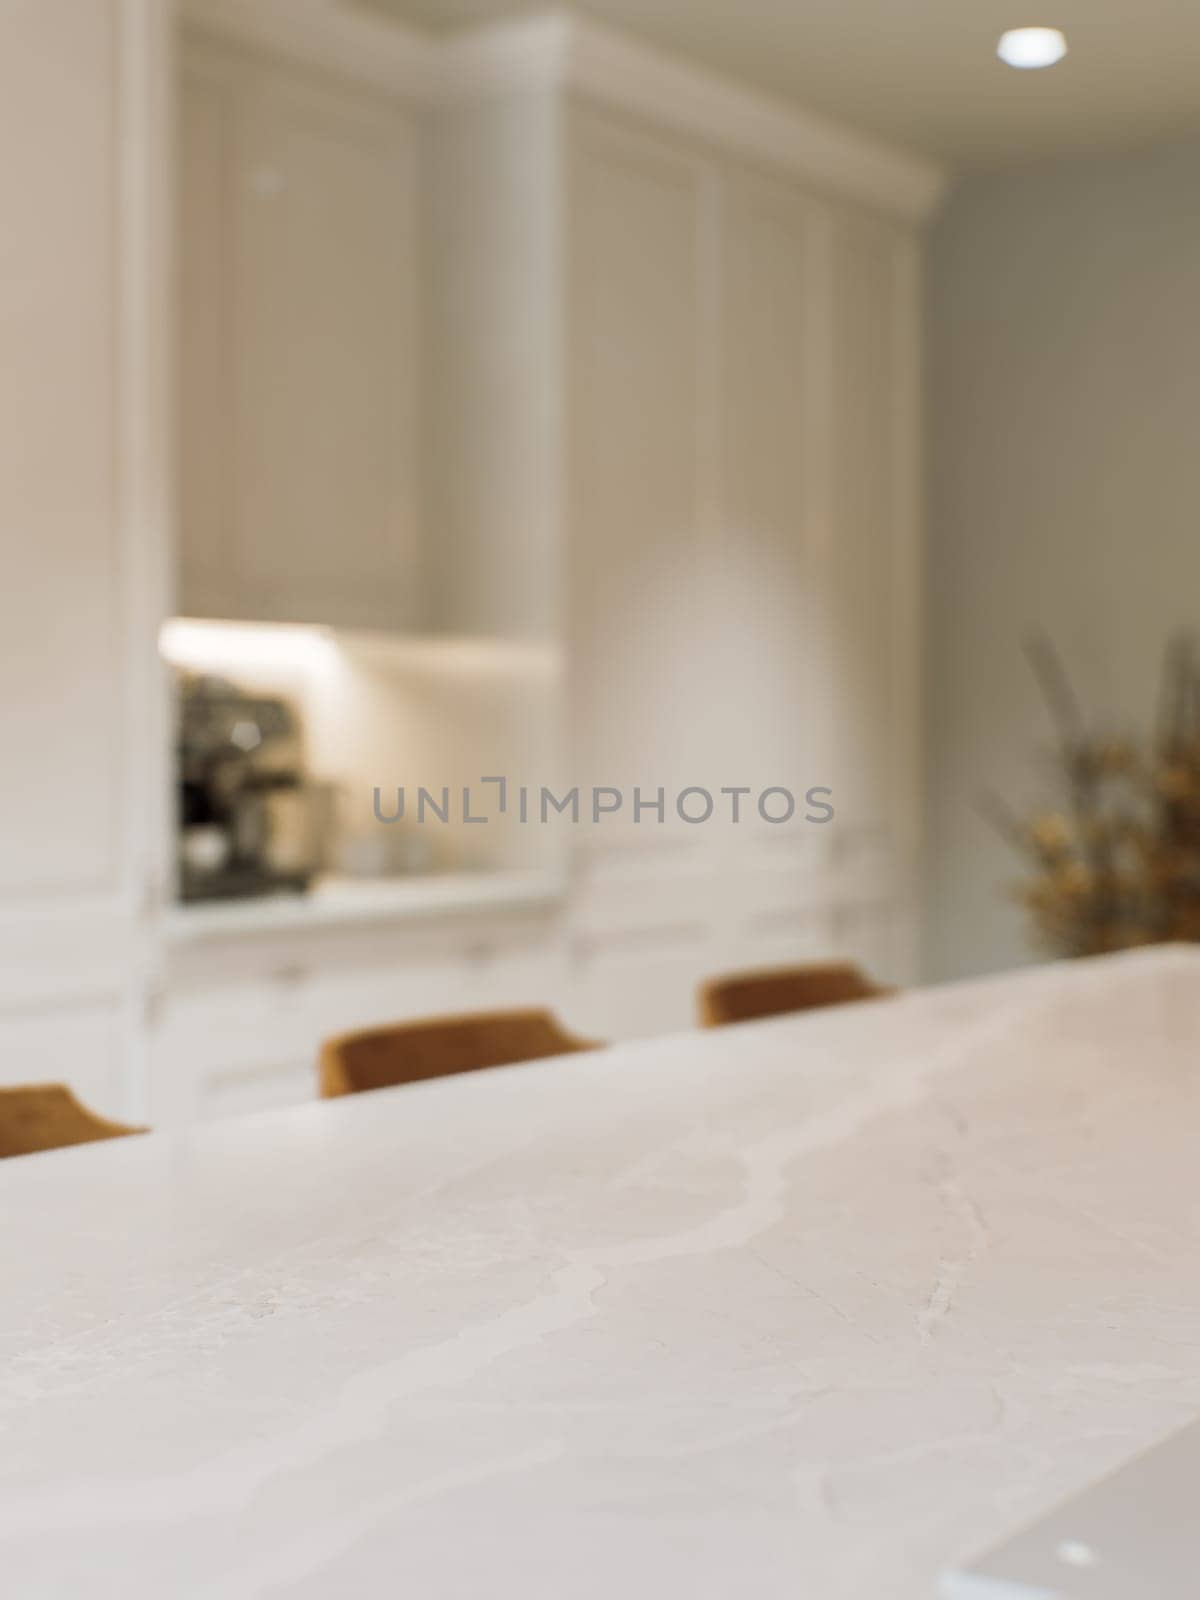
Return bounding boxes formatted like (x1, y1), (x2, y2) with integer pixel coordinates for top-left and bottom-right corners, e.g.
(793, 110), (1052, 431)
(925, 138), (1200, 981)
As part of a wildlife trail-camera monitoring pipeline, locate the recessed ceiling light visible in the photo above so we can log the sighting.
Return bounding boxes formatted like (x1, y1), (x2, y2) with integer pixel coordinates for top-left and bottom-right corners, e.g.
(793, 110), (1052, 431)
(997, 26), (1068, 69)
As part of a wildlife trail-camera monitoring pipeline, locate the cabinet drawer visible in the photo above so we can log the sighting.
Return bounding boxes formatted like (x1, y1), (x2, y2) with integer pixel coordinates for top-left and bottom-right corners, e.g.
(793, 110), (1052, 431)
(0, 1003), (132, 1123)
(196, 1056), (315, 1123)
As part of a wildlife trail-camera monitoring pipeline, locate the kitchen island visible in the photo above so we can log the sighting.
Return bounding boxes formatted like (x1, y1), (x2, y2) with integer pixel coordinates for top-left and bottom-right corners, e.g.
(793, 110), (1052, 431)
(2, 948), (1199, 1597)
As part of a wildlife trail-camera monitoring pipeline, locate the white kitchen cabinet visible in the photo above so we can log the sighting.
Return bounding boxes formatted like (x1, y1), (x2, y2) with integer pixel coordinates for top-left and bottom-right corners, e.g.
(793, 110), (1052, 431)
(178, 34), (423, 630)
(827, 212), (923, 966)
(717, 168), (829, 789)
(558, 108), (924, 1011)
(416, 84), (928, 1034)
(0, 5), (937, 1136)
(149, 901), (570, 1128)
(0, 0), (168, 1123)
(567, 118), (709, 793)
(424, 94), (562, 643)
(566, 124), (837, 797)
(173, 18), (931, 1115)
(0, 1005), (134, 1128)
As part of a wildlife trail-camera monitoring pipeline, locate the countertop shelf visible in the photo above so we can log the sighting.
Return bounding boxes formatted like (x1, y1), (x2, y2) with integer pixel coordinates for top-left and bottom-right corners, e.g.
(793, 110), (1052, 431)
(164, 868), (566, 943)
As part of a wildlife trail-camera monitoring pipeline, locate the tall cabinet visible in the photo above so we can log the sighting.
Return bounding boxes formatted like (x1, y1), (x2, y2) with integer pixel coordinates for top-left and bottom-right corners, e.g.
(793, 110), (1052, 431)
(0, 0), (169, 1120)
(429, 83), (932, 1035)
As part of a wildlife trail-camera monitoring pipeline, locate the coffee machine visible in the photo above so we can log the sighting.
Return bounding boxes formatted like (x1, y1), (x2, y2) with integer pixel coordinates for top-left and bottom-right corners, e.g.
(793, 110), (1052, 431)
(176, 673), (329, 902)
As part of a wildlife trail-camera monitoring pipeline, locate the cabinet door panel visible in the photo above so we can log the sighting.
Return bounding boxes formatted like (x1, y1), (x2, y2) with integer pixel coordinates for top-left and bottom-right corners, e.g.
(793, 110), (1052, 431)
(828, 216), (920, 977)
(234, 80), (419, 627)
(0, 0), (123, 898)
(719, 174), (823, 788)
(829, 218), (910, 826)
(0, 1005), (131, 1124)
(196, 1058), (314, 1123)
(178, 56), (233, 613)
(178, 46), (421, 630)
(569, 122), (707, 792)
(0, 2), (159, 1125)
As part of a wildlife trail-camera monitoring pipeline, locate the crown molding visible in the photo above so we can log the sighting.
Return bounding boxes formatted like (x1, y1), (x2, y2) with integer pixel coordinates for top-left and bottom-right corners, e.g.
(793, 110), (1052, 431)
(179, 3), (947, 221)
(561, 16), (947, 222)
(178, 0), (441, 102)
(436, 12), (946, 221)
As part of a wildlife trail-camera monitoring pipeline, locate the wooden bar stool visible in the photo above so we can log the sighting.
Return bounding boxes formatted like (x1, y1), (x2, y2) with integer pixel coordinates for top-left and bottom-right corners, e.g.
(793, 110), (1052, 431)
(698, 962), (890, 1028)
(320, 1008), (600, 1098)
(0, 1084), (144, 1160)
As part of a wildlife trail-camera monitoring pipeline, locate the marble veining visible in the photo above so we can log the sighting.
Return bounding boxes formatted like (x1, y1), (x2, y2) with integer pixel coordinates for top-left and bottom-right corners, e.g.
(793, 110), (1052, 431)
(3, 948), (1200, 1596)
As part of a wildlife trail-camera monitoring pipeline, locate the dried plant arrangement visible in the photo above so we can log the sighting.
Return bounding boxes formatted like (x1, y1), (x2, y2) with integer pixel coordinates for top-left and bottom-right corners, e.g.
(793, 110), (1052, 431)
(981, 633), (1200, 958)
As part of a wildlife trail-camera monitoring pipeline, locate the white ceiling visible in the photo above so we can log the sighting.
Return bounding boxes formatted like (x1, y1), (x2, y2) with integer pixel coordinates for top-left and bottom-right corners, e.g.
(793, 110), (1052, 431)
(354, 0), (1200, 168)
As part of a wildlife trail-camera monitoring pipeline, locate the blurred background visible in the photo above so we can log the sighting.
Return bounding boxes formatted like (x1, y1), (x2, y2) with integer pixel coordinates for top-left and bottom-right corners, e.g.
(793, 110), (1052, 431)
(4, 0), (1200, 1128)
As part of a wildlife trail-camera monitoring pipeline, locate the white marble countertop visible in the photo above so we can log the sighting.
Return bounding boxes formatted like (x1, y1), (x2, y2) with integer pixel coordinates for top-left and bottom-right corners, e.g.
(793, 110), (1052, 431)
(3, 947), (1200, 1597)
(164, 868), (565, 943)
